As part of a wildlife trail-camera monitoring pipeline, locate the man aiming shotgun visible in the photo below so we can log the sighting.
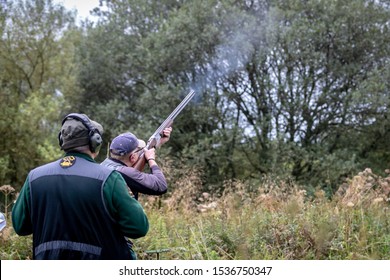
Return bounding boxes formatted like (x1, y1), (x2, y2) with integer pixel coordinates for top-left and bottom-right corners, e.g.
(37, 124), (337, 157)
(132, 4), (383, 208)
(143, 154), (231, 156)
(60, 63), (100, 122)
(100, 90), (195, 259)
(101, 89), (196, 200)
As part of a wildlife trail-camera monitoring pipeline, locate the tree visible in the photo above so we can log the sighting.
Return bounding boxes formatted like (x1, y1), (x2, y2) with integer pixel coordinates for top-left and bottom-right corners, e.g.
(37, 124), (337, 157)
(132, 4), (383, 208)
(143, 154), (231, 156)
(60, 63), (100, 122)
(213, 0), (390, 190)
(73, 0), (389, 192)
(0, 0), (77, 187)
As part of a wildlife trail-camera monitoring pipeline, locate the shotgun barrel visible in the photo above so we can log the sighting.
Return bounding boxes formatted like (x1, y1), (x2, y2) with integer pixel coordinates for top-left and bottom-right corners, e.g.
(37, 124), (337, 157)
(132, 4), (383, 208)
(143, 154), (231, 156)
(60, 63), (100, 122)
(134, 90), (196, 170)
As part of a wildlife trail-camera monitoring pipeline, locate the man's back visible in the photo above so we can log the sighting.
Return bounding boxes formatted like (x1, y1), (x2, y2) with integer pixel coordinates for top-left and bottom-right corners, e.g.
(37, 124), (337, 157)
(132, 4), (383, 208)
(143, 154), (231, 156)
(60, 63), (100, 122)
(14, 154), (137, 259)
(12, 113), (149, 260)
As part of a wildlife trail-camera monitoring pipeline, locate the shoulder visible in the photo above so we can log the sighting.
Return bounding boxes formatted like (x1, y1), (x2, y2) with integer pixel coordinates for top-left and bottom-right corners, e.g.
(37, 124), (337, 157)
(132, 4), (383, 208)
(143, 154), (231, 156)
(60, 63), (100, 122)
(28, 159), (61, 180)
(117, 165), (140, 176)
(30, 156), (113, 182)
(100, 157), (127, 171)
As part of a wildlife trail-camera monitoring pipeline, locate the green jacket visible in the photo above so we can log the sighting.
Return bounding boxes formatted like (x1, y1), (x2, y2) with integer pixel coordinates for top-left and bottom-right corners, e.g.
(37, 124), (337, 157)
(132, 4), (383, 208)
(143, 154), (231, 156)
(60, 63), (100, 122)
(12, 152), (149, 259)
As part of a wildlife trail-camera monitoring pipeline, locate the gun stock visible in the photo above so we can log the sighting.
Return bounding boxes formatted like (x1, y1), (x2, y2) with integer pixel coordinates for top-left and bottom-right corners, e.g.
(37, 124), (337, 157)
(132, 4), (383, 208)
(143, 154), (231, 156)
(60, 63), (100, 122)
(133, 153), (147, 171)
(134, 90), (195, 171)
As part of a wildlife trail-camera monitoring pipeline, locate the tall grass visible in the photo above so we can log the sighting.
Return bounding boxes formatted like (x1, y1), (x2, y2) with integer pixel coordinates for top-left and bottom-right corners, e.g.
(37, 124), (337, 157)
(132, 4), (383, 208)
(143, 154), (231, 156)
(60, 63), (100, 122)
(0, 225), (32, 260)
(136, 168), (389, 260)
(1, 169), (389, 260)
(136, 192), (389, 260)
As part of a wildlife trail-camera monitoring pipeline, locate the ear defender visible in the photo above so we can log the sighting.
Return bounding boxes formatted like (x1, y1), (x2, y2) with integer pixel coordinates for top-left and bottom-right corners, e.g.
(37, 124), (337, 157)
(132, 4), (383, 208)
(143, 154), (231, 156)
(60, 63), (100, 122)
(58, 131), (63, 147)
(59, 113), (103, 153)
(88, 128), (103, 153)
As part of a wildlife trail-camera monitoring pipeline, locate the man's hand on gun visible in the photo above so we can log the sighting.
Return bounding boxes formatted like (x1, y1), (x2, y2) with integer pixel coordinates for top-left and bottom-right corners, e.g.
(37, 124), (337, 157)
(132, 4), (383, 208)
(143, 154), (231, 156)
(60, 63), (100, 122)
(144, 148), (157, 167)
(159, 127), (172, 146)
(143, 127), (172, 167)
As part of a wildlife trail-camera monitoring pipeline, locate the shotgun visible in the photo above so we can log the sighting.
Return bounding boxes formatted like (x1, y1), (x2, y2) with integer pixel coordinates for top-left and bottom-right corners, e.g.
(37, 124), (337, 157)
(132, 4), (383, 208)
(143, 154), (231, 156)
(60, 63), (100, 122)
(134, 90), (196, 171)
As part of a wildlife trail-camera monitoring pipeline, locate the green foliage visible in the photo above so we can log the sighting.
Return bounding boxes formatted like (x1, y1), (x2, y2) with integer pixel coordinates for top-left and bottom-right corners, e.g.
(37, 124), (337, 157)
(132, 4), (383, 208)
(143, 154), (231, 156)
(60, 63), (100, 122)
(72, 0), (390, 192)
(0, 89), (65, 186)
(0, 156), (11, 185)
(0, 224), (32, 260)
(0, 0), (77, 187)
(0, 0), (389, 196)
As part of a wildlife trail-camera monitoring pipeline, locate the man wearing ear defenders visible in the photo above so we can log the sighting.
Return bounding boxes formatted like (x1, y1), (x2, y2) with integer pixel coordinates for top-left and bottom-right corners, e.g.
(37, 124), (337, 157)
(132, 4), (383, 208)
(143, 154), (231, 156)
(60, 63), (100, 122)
(12, 113), (149, 260)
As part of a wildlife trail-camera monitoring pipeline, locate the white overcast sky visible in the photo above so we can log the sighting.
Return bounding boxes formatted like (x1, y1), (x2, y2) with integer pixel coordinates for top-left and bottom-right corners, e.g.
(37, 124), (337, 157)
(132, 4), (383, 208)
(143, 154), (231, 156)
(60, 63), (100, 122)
(54, 0), (101, 21)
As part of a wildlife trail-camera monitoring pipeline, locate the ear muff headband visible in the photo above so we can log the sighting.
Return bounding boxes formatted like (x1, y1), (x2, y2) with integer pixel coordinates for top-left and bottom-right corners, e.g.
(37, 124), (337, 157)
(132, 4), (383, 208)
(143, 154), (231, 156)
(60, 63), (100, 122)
(58, 113), (102, 153)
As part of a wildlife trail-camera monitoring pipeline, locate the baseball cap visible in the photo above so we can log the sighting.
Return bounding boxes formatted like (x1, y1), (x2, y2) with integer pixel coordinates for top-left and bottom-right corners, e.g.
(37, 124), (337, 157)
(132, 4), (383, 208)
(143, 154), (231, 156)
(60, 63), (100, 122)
(60, 114), (104, 151)
(110, 132), (146, 156)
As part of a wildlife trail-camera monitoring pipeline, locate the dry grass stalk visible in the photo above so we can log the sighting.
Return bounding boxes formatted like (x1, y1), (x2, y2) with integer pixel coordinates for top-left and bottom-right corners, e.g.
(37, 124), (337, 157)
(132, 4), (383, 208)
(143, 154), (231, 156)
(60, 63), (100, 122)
(0, 185), (15, 217)
(335, 168), (390, 207)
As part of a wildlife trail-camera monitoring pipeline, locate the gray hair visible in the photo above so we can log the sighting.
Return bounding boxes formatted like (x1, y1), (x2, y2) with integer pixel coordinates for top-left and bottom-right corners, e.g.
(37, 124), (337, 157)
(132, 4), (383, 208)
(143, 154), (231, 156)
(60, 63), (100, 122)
(110, 152), (130, 161)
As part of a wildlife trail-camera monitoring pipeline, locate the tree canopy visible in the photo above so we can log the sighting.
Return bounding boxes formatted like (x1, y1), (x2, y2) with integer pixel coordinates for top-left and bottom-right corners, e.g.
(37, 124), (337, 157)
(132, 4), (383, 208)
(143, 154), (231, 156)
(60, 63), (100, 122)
(0, 0), (389, 197)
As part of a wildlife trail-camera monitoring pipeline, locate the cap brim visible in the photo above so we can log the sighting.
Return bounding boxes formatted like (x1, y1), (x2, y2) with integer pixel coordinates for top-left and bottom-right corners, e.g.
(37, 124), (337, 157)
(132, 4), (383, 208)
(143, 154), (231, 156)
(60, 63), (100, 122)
(138, 139), (146, 149)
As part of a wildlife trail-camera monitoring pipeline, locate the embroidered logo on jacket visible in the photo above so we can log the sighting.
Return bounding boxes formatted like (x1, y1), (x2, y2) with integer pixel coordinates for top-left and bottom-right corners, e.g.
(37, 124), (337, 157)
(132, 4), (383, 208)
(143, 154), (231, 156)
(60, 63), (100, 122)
(60, 156), (76, 168)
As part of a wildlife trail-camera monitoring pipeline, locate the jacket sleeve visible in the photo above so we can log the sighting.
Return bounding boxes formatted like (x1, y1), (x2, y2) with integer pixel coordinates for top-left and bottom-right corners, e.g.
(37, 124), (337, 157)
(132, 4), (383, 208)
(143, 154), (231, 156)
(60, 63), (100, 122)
(103, 171), (149, 238)
(12, 177), (33, 236)
(119, 165), (168, 196)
